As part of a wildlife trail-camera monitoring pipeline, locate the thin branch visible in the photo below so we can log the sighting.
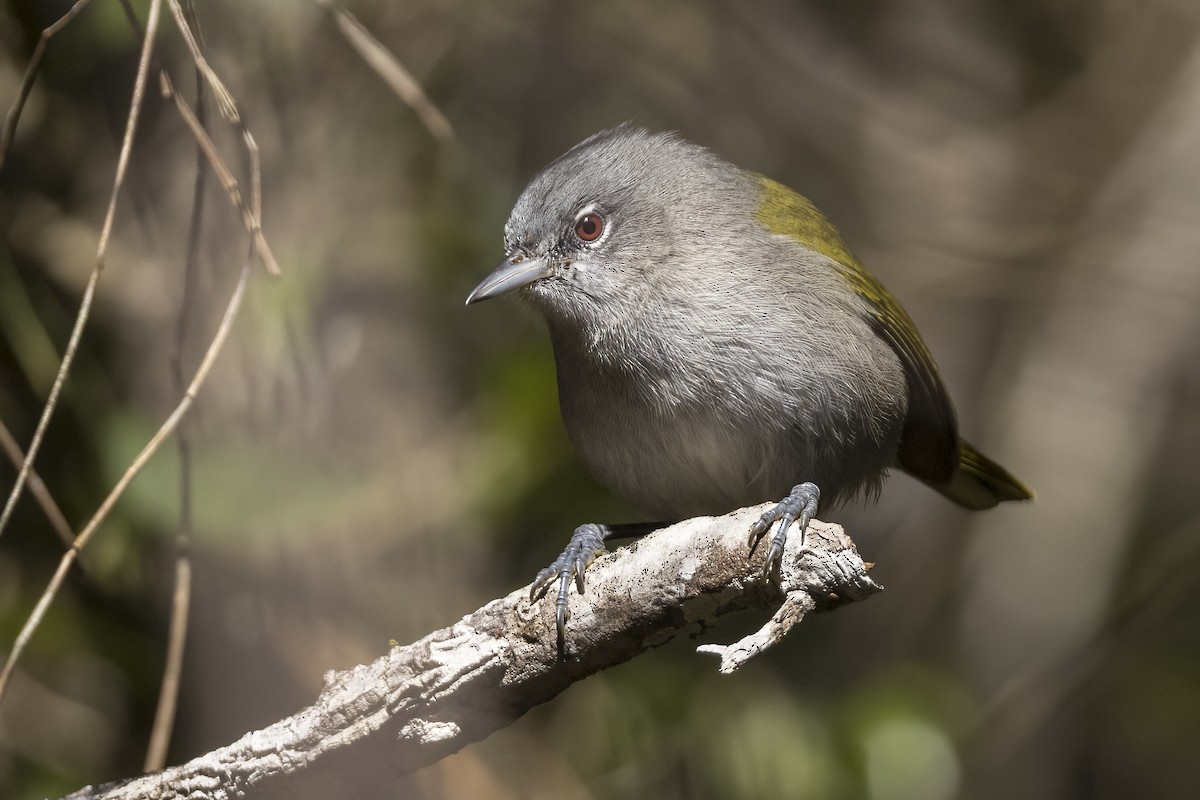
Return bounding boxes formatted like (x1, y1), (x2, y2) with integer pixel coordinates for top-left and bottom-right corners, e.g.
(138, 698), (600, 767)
(114, 0), (279, 276)
(0, 0), (277, 734)
(0, 253), (253, 706)
(158, 71), (279, 276)
(0, 0), (162, 547)
(0, 0), (278, 711)
(62, 510), (880, 799)
(165, 0), (239, 125)
(143, 544), (192, 772)
(143, 0), (207, 771)
(0, 0), (96, 174)
(322, 1), (456, 142)
(0, 418), (76, 550)
(164, 0), (277, 275)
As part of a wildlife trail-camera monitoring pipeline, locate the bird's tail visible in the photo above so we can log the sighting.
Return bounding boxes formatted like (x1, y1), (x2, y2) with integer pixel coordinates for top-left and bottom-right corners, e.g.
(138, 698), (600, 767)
(933, 439), (1034, 510)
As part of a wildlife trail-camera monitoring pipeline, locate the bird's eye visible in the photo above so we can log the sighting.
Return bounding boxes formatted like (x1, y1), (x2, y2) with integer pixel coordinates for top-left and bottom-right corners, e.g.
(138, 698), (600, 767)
(574, 212), (604, 242)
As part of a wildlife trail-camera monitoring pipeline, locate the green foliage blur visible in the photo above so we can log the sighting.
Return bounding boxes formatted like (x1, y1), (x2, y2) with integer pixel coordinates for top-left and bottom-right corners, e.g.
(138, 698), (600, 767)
(2, 1), (1200, 798)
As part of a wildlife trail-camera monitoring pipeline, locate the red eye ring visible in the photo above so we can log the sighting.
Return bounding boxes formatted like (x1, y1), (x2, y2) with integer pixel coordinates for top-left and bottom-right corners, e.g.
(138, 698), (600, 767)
(574, 212), (604, 242)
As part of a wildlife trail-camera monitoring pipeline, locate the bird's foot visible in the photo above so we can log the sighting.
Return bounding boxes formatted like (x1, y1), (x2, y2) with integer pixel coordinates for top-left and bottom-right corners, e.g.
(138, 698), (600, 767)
(748, 482), (821, 575)
(530, 522), (609, 648)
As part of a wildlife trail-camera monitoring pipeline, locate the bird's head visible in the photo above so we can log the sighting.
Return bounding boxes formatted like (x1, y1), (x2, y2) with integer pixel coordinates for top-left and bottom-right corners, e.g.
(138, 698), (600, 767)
(467, 126), (744, 327)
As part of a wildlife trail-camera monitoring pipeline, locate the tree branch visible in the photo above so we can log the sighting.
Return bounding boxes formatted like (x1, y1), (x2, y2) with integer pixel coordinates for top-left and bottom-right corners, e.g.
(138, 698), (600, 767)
(64, 505), (880, 799)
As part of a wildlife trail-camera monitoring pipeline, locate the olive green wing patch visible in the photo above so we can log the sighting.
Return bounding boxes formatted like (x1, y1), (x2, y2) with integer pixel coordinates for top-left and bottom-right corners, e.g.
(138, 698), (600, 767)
(754, 176), (959, 484)
(754, 177), (857, 267)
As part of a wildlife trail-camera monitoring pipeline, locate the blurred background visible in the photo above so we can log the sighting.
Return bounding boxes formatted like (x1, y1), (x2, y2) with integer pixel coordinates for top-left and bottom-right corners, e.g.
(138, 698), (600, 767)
(2, 0), (1199, 798)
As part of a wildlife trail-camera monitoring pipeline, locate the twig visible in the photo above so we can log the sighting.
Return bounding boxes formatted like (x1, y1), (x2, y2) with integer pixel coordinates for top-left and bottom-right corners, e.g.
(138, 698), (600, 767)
(158, 71), (278, 276)
(0, 0), (96, 174)
(143, 0), (207, 772)
(0, 253), (252, 706)
(0, 418), (76, 550)
(322, 1), (456, 142)
(0, 0), (162, 546)
(0, 0), (276, 730)
(163, 0), (276, 275)
(697, 588), (818, 672)
(165, 0), (238, 125)
(113, 0), (278, 276)
(62, 509), (880, 799)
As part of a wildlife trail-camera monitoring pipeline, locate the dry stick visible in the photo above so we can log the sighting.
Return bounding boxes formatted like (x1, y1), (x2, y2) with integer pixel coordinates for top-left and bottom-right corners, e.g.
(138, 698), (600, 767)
(0, 419), (75, 550)
(63, 512), (880, 799)
(323, 2), (456, 142)
(55, 0), (273, 752)
(0, 0), (276, 709)
(0, 0), (162, 549)
(143, 521), (192, 773)
(161, 70), (276, 276)
(0, 0), (96, 174)
(114, 0), (277, 278)
(143, 6), (208, 770)
(164, 0), (277, 276)
(165, 0), (235, 122)
(0, 255), (252, 706)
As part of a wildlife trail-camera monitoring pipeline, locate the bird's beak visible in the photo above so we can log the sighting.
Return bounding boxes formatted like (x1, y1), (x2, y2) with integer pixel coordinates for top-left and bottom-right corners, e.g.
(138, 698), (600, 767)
(465, 256), (553, 305)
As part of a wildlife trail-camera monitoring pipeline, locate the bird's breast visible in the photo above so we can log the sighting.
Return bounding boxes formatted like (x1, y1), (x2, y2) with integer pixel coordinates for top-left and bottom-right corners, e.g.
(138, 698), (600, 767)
(550, 331), (802, 518)
(562, 385), (785, 518)
(544, 290), (906, 518)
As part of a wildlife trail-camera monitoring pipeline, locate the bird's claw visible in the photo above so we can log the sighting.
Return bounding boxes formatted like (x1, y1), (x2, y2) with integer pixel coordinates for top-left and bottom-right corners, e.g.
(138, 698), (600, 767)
(529, 523), (609, 646)
(748, 482), (821, 574)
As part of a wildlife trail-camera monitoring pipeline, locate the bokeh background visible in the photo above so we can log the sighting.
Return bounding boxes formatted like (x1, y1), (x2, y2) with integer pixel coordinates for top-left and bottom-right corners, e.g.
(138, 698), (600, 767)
(2, 1), (1199, 798)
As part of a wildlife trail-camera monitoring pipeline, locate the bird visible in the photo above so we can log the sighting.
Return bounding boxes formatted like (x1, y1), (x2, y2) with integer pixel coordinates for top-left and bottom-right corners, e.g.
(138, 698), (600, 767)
(466, 125), (1032, 642)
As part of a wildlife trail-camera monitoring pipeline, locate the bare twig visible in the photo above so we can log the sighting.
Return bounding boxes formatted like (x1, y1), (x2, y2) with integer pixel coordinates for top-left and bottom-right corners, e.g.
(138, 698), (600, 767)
(163, 0), (276, 275)
(0, 252), (252, 706)
(165, 0), (238, 124)
(143, 1), (207, 771)
(697, 588), (819, 672)
(143, 543), (192, 772)
(113, 0), (278, 276)
(0, 0), (162, 546)
(62, 509), (880, 799)
(0, 418), (76, 550)
(0, 0), (96, 174)
(0, 0), (278, 714)
(322, 2), (456, 142)
(158, 71), (279, 276)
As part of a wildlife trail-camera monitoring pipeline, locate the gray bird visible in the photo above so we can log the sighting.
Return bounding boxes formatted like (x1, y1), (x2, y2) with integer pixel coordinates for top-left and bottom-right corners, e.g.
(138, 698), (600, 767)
(467, 126), (1032, 641)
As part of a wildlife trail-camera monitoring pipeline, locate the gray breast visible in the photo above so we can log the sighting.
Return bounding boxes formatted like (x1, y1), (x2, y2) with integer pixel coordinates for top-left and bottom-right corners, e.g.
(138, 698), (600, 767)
(540, 225), (911, 517)
(550, 328), (850, 519)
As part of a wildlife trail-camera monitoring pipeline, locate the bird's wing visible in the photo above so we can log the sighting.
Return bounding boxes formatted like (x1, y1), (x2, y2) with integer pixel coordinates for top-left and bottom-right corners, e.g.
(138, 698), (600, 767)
(831, 254), (960, 484)
(754, 177), (960, 484)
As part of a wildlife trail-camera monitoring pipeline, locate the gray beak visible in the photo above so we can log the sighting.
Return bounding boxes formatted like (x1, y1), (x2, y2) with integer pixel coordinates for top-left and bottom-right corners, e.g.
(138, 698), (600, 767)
(465, 256), (553, 305)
